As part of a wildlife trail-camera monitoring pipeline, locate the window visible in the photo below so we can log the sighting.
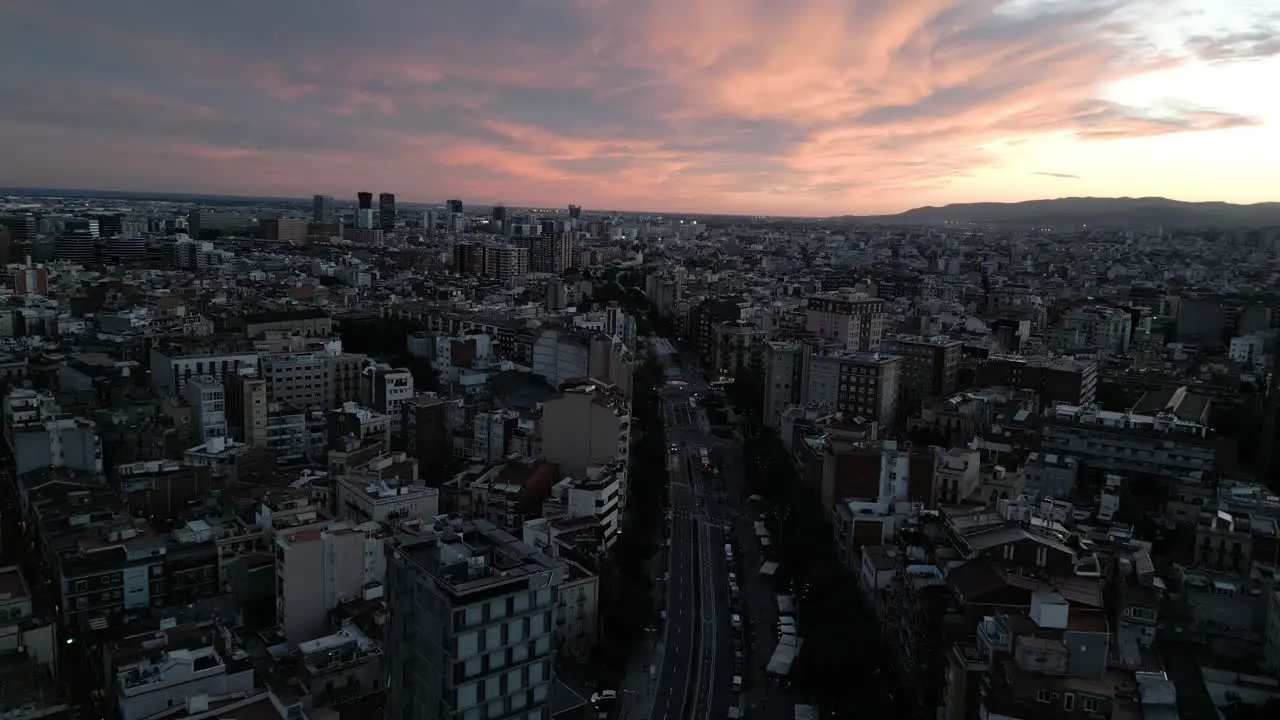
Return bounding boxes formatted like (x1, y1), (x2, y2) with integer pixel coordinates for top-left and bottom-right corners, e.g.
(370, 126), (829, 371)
(1036, 690), (1051, 703)
(1082, 697), (1099, 713)
(75, 580), (88, 593)
(1063, 693), (1075, 710)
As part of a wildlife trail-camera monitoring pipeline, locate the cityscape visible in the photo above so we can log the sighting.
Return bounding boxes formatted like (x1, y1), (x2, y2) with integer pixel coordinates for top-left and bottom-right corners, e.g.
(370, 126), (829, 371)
(0, 190), (1279, 720)
(1, 1), (1280, 720)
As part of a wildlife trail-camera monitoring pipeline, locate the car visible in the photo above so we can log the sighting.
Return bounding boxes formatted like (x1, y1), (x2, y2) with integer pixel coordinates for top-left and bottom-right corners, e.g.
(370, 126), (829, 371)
(591, 691), (618, 704)
(732, 675), (743, 692)
(731, 613), (742, 630)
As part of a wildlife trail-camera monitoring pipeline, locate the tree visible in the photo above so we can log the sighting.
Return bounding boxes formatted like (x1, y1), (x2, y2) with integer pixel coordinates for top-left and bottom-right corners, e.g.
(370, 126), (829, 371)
(337, 317), (419, 358)
(736, 385), (899, 717)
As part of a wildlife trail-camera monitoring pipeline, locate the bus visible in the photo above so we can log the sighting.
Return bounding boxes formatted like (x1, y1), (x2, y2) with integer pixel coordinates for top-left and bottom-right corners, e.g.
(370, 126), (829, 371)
(698, 448), (712, 473)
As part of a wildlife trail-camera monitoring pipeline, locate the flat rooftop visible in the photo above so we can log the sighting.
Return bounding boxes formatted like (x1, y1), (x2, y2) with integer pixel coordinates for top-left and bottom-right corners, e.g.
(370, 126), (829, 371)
(392, 518), (563, 598)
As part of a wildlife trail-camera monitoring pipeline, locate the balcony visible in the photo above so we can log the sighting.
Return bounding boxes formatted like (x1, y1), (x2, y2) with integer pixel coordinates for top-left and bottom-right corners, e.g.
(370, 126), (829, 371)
(977, 615), (1011, 655)
(952, 642), (990, 672)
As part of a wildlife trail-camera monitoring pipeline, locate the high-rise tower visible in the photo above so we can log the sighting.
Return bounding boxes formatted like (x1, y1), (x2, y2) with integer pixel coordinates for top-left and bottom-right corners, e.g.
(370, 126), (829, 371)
(384, 519), (564, 720)
(312, 194), (335, 224)
(379, 192), (396, 231)
(356, 192), (374, 230)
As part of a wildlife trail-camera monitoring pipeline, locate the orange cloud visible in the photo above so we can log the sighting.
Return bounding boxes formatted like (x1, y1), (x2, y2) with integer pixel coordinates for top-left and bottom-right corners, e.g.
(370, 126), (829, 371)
(0, 0), (1270, 214)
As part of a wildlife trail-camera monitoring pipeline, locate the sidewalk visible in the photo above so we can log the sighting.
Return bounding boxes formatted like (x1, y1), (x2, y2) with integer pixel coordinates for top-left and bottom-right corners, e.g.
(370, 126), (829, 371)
(618, 632), (663, 719)
(617, 507), (669, 720)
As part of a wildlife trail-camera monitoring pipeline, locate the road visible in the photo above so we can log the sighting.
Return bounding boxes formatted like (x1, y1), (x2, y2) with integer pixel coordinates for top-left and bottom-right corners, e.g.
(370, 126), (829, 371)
(652, 478), (698, 720)
(648, 346), (742, 719)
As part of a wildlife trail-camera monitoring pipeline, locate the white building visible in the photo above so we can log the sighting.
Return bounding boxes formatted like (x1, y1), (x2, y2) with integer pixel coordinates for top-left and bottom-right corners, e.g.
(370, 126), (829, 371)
(276, 523), (385, 646)
(763, 341), (801, 428)
(115, 645), (254, 720)
(543, 466), (623, 549)
(2, 389), (103, 477)
(472, 409), (517, 462)
(150, 347), (260, 396)
(1229, 332), (1271, 368)
(183, 376), (227, 443)
(335, 476), (440, 525)
(432, 334), (494, 384)
(0, 566), (57, 667)
(361, 362), (414, 433)
(531, 329), (589, 388)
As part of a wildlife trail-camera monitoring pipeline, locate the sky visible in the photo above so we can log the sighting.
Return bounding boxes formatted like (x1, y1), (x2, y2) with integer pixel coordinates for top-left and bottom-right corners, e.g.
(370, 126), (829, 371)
(0, 0), (1277, 216)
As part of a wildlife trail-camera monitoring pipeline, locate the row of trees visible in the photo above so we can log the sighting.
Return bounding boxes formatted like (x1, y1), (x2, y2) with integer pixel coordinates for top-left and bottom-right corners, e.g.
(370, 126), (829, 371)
(336, 317), (441, 394)
(598, 358), (669, 676)
(731, 368), (902, 718)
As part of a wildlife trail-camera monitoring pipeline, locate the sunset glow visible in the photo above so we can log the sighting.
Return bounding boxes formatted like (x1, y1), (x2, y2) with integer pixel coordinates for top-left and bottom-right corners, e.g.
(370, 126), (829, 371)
(1, 0), (1276, 214)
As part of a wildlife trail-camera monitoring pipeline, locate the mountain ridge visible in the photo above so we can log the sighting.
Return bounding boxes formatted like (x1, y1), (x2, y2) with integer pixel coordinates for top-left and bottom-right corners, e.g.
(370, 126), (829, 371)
(847, 196), (1280, 229)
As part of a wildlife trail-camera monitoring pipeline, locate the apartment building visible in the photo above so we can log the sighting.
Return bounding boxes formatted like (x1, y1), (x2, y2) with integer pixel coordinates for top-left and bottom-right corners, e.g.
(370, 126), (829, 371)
(1040, 397), (1217, 480)
(516, 232), (574, 274)
(2, 389), (102, 476)
(541, 381), (630, 478)
(275, 523), (385, 646)
(1058, 305), (1133, 352)
(1192, 508), (1280, 573)
(296, 626), (384, 708)
(262, 349), (335, 409)
(453, 242), (529, 282)
(361, 362), (414, 433)
(974, 355), (1098, 408)
(115, 644), (254, 720)
(224, 371), (268, 448)
(336, 476), (441, 525)
(880, 335), (963, 410)
(264, 403), (308, 462)
(384, 518), (564, 720)
(805, 350), (904, 428)
(710, 324), (770, 378)
(149, 343), (260, 396)
(182, 376), (228, 443)
(0, 566), (56, 667)
(542, 465), (623, 550)
(686, 298), (745, 370)
(805, 292), (885, 351)
(458, 462), (559, 534)
(403, 393), (453, 480)
(763, 341), (804, 429)
(328, 403), (392, 452)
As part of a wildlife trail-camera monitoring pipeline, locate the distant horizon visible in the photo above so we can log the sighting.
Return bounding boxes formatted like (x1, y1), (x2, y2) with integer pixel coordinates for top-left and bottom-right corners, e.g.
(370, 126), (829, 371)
(1, 1), (1277, 216)
(2, 185), (1277, 221)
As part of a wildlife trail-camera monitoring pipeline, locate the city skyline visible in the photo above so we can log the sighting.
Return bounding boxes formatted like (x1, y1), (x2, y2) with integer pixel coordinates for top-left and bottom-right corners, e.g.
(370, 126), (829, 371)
(0, 0), (1277, 216)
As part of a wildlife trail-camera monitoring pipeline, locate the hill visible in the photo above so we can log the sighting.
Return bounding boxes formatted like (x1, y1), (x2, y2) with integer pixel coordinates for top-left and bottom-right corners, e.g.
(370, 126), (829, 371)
(848, 197), (1280, 230)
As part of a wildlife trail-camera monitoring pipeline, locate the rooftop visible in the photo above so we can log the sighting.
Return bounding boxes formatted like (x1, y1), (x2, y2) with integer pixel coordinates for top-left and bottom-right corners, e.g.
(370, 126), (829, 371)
(389, 517), (563, 599)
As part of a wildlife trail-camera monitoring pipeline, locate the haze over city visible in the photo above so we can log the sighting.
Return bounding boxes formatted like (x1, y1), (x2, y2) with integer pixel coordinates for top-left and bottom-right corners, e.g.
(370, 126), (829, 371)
(1, 0), (1278, 215)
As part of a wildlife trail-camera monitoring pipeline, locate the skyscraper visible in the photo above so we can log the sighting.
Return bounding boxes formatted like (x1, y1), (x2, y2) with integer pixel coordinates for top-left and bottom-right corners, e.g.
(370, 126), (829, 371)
(568, 204), (582, 220)
(491, 205), (507, 224)
(312, 194), (335, 223)
(357, 192), (374, 230)
(384, 519), (564, 720)
(446, 199), (464, 215)
(379, 192), (397, 231)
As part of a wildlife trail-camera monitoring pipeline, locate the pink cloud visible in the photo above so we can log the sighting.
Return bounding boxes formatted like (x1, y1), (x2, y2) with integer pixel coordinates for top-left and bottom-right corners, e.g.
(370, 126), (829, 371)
(0, 0), (1269, 214)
